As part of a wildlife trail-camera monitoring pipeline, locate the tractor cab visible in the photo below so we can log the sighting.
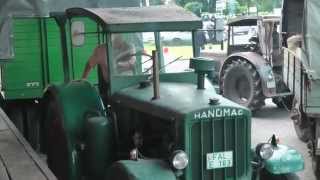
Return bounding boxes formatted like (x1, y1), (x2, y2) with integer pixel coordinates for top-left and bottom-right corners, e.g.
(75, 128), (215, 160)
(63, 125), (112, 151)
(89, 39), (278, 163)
(227, 16), (281, 64)
(43, 5), (304, 180)
(66, 6), (203, 95)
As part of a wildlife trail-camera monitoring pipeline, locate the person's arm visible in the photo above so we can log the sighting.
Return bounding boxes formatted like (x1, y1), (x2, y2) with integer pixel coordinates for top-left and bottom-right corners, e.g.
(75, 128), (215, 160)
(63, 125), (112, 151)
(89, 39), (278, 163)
(116, 46), (136, 71)
(82, 45), (104, 79)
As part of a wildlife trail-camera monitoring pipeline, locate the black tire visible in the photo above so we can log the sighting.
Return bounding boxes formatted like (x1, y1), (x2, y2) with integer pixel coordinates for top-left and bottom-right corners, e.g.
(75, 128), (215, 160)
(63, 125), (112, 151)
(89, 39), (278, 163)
(6, 105), (25, 135)
(260, 169), (299, 180)
(290, 98), (311, 142)
(221, 59), (265, 111)
(25, 104), (40, 151)
(272, 95), (294, 110)
(44, 93), (70, 180)
(312, 155), (320, 179)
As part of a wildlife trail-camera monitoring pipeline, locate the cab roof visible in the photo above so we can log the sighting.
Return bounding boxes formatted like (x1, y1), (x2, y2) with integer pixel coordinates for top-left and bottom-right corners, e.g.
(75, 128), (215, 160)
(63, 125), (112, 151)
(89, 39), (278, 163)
(227, 15), (280, 26)
(66, 5), (202, 32)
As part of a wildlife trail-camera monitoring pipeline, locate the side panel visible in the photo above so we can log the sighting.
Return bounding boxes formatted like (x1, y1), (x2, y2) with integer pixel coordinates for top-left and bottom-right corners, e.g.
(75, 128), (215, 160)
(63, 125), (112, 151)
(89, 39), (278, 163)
(46, 18), (65, 84)
(2, 18), (45, 99)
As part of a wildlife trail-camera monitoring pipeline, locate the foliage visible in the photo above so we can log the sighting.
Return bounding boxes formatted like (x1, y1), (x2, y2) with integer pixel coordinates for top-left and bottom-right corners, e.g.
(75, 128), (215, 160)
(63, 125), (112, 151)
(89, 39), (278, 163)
(177, 0), (215, 12)
(184, 1), (203, 17)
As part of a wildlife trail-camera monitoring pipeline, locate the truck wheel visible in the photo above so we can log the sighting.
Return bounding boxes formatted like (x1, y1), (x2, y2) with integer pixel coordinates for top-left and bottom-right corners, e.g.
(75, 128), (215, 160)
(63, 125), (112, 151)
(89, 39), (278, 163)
(44, 93), (69, 180)
(290, 98), (311, 142)
(6, 105), (25, 135)
(272, 95), (294, 110)
(221, 59), (265, 111)
(25, 104), (40, 151)
(312, 155), (320, 179)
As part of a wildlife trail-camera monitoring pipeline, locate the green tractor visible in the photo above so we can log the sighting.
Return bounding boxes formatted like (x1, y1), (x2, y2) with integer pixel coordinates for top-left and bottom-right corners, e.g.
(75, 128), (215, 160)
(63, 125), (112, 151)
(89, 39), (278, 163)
(0, 0), (142, 151)
(42, 5), (304, 180)
(219, 15), (293, 111)
(282, 0), (320, 178)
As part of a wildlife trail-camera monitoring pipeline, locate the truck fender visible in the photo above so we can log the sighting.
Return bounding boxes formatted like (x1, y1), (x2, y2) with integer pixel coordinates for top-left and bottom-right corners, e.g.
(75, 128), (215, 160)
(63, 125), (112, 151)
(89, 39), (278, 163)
(220, 52), (277, 97)
(106, 159), (176, 180)
(264, 144), (304, 175)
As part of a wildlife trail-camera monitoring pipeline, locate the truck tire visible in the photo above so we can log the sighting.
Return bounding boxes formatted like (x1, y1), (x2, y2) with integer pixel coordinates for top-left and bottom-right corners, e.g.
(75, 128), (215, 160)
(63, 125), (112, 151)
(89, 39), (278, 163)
(272, 95), (294, 110)
(290, 98), (311, 142)
(221, 59), (265, 111)
(6, 105), (25, 135)
(312, 155), (320, 179)
(25, 104), (40, 151)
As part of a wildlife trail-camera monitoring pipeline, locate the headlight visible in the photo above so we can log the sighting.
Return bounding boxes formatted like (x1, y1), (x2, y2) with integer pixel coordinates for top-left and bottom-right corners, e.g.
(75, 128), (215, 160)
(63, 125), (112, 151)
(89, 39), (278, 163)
(171, 150), (189, 170)
(256, 143), (274, 160)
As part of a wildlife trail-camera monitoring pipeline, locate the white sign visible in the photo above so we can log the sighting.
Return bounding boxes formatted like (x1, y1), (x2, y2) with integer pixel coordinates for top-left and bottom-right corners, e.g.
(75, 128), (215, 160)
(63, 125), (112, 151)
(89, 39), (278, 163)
(193, 108), (244, 120)
(207, 151), (233, 169)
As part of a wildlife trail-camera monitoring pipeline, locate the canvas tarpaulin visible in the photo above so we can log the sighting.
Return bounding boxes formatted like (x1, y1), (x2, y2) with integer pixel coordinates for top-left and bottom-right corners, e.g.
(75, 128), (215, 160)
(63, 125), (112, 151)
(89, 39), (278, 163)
(0, 0), (141, 59)
(304, 0), (320, 76)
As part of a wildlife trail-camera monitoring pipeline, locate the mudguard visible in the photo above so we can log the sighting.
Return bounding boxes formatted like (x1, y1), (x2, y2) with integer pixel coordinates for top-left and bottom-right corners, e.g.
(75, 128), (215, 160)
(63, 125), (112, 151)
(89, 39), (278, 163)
(220, 52), (277, 97)
(106, 159), (176, 180)
(43, 80), (113, 180)
(264, 144), (304, 174)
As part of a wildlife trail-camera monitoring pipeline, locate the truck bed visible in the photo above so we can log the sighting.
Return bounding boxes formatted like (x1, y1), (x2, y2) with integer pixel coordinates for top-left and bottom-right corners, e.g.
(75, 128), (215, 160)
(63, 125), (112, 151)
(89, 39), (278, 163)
(0, 108), (56, 180)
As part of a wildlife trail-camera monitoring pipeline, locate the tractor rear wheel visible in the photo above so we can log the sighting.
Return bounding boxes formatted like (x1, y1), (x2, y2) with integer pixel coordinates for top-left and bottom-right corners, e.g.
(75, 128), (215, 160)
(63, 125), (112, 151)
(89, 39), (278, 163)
(221, 59), (265, 111)
(43, 93), (70, 180)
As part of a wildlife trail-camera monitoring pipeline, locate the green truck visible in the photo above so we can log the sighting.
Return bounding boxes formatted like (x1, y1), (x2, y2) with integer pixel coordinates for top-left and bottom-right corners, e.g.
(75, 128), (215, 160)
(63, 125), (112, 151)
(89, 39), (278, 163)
(39, 5), (304, 180)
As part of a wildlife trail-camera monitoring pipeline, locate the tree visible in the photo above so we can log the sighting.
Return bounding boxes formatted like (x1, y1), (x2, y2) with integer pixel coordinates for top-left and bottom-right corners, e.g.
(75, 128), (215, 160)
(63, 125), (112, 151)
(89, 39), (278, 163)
(184, 1), (203, 16)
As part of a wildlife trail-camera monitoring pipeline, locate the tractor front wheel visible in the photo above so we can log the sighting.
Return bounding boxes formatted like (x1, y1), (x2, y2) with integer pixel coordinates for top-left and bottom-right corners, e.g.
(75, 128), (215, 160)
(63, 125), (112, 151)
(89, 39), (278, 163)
(221, 59), (265, 111)
(260, 169), (299, 180)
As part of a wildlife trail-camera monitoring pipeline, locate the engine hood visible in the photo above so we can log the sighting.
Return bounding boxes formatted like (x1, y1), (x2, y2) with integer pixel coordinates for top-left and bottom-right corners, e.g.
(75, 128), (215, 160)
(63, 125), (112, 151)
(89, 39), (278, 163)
(111, 80), (250, 121)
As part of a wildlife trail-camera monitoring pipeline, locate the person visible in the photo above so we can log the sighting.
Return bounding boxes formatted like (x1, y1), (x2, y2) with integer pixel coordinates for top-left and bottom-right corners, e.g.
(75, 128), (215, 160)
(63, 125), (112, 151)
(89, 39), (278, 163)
(82, 34), (136, 81)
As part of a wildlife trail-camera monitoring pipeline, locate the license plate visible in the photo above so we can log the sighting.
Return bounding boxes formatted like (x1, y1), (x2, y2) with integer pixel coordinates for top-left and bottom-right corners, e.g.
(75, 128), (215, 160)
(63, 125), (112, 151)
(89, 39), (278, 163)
(206, 151), (233, 169)
(267, 81), (276, 88)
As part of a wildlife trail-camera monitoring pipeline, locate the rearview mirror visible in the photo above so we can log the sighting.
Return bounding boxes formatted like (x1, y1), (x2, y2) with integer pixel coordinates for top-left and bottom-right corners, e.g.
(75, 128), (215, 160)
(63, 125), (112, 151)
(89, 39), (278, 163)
(71, 21), (85, 46)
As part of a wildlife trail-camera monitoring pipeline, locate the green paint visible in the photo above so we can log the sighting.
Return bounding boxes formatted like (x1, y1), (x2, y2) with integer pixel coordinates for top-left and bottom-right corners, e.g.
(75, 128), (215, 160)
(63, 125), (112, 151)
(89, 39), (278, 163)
(107, 160), (176, 180)
(264, 144), (304, 174)
(45, 80), (109, 180)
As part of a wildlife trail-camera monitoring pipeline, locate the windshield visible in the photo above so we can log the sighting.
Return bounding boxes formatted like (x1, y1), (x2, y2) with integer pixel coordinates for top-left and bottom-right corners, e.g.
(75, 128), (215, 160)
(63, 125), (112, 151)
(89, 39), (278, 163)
(230, 25), (257, 45)
(108, 31), (194, 77)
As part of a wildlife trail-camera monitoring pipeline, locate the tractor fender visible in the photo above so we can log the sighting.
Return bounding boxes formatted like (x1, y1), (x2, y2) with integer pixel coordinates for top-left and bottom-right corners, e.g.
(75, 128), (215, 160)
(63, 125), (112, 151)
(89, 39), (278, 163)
(43, 80), (113, 180)
(220, 52), (277, 97)
(106, 159), (177, 180)
(264, 144), (304, 175)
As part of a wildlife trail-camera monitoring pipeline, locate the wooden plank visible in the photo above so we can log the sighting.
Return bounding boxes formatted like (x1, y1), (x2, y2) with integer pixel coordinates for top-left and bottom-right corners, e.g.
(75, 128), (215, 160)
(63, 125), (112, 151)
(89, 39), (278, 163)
(0, 158), (9, 180)
(0, 108), (57, 180)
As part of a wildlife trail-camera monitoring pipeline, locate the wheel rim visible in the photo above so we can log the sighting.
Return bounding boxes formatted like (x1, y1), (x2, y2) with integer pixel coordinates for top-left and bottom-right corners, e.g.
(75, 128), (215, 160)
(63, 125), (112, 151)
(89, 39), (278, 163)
(235, 75), (251, 102)
(223, 66), (253, 106)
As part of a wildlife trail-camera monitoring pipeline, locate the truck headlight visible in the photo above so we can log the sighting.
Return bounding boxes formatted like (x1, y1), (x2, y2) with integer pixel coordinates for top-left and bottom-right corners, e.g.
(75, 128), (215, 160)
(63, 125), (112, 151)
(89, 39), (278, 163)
(256, 143), (274, 160)
(171, 150), (189, 170)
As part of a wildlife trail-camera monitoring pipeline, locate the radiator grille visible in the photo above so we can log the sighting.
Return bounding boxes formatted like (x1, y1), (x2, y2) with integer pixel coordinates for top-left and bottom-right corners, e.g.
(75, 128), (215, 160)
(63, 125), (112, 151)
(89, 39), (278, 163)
(186, 117), (251, 180)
